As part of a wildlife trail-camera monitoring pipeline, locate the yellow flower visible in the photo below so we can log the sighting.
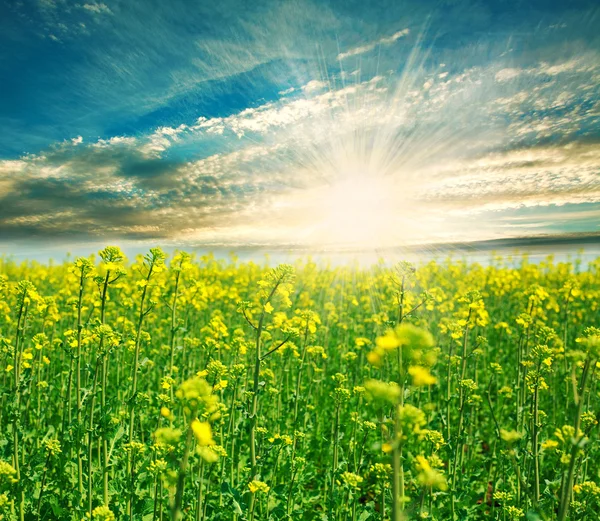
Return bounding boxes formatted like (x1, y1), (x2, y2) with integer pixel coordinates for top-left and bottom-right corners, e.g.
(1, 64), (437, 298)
(154, 427), (182, 446)
(248, 480), (270, 494)
(191, 420), (215, 446)
(91, 505), (116, 521)
(541, 439), (559, 451)
(367, 351), (382, 366)
(0, 461), (18, 483)
(214, 379), (228, 391)
(376, 331), (400, 350)
(415, 455), (447, 491)
(500, 429), (523, 444)
(364, 379), (401, 404)
(341, 472), (363, 489)
(408, 366), (437, 386)
(197, 446), (220, 463)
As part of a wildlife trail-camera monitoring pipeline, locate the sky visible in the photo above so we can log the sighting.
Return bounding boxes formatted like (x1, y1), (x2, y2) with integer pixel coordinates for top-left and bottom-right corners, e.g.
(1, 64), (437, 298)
(0, 0), (599, 256)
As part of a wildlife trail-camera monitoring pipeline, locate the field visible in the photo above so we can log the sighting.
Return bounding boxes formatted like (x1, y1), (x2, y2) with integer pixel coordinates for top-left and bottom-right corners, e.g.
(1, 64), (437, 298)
(0, 247), (599, 521)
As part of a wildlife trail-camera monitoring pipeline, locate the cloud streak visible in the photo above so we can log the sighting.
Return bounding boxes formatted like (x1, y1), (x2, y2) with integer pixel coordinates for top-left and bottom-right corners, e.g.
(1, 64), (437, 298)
(337, 28), (410, 60)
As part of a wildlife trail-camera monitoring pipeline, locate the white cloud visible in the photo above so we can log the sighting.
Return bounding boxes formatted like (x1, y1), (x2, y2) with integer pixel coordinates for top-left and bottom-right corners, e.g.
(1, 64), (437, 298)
(93, 136), (138, 148)
(301, 80), (327, 93)
(81, 3), (112, 15)
(420, 142), (600, 213)
(495, 68), (521, 82)
(0, 160), (26, 175)
(279, 87), (296, 96)
(495, 56), (599, 83)
(139, 124), (188, 157)
(337, 28), (409, 60)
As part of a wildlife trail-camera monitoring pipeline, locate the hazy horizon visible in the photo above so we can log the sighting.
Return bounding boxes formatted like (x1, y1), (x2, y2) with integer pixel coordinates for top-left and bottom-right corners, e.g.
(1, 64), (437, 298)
(2, 232), (599, 267)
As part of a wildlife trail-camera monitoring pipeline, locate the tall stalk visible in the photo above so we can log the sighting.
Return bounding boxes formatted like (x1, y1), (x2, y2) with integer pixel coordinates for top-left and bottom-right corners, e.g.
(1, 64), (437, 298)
(94, 247), (125, 507)
(99, 258), (112, 506)
(168, 253), (189, 376)
(85, 248), (124, 516)
(172, 426), (193, 521)
(128, 248), (165, 517)
(292, 322), (311, 429)
(242, 265), (294, 477)
(12, 281), (32, 521)
(195, 458), (205, 521)
(393, 275), (406, 521)
(558, 355), (595, 521)
(532, 377), (541, 504)
(450, 307), (472, 520)
(87, 359), (100, 516)
(330, 400), (341, 517)
(74, 259), (93, 506)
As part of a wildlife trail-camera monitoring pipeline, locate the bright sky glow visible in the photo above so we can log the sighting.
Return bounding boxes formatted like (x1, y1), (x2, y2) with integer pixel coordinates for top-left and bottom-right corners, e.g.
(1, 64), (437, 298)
(317, 177), (398, 247)
(263, 175), (406, 249)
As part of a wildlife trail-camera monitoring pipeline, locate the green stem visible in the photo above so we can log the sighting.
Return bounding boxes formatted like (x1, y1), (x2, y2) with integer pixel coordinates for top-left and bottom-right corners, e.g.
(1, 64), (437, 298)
(172, 424), (193, 521)
(249, 277), (283, 476)
(195, 458), (205, 521)
(76, 269), (85, 503)
(36, 453), (51, 520)
(128, 263), (154, 515)
(88, 358), (100, 517)
(558, 356), (593, 521)
(99, 270), (111, 506)
(169, 269), (181, 376)
(13, 294), (26, 521)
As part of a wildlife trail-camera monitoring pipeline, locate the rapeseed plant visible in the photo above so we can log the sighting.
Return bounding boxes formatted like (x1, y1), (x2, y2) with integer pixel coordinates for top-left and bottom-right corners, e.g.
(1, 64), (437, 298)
(0, 249), (598, 520)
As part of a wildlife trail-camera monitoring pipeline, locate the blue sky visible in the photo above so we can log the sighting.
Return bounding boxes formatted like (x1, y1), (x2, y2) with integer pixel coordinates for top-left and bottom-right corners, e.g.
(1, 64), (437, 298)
(1, 0), (599, 252)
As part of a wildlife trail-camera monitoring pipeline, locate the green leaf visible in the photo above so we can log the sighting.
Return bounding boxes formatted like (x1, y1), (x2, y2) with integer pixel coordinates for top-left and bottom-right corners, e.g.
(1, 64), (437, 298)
(232, 499), (243, 515)
(273, 484), (287, 495)
(358, 511), (371, 521)
(49, 496), (64, 516)
(221, 481), (232, 495)
(270, 505), (286, 519)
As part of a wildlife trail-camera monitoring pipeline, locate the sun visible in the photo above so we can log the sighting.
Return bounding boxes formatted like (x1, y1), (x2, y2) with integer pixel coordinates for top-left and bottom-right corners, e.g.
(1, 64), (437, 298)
(226, 170), (443, 251)
(310, 175), (401, 249)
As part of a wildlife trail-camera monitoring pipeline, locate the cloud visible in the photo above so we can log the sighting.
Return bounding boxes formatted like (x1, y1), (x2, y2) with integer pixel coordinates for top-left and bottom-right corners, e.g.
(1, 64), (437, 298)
(139, 125), (188, 157)
(337, 28), (410, 61)
(301, 80), (327, 93)
(1, 17), (599, 249)
(0, 127), (289, 241)
(495, 68), (521, 82)
(419, 142), (600, 216)
(80, 3), (112, 15)
(495, 54), (599, 83)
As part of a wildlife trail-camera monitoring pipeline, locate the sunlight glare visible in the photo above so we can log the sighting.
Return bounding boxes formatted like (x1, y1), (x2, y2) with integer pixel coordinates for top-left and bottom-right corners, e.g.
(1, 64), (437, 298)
(314, 175), (399, 248)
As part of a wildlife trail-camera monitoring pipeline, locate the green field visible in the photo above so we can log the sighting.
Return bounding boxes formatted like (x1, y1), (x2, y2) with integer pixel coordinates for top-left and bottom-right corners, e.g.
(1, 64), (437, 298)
(1, 247), (599, 521)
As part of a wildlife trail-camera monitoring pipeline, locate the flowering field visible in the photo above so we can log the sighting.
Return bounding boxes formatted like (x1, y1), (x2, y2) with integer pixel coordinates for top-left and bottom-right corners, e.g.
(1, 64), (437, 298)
(0, 247), (599, 521)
